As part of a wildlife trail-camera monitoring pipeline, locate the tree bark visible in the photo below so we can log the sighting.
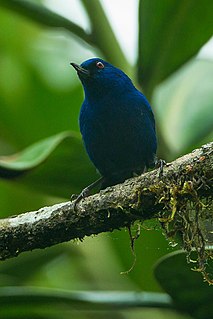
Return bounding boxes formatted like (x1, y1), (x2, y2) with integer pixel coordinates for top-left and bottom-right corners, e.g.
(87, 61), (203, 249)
(0, 142), (212, 261)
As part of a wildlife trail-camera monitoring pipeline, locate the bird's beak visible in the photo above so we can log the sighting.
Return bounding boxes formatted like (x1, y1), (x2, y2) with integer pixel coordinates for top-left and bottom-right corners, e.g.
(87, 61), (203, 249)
(70, 62), (90, 77)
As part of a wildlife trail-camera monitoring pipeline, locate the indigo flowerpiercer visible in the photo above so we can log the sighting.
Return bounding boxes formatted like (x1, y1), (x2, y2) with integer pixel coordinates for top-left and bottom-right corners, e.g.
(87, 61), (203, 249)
(71, 58), (157, 202)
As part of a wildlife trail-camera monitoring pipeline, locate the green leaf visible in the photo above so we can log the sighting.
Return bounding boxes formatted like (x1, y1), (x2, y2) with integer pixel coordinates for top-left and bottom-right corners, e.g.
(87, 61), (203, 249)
(154, 251), (213, 319)
(0, 132), (71, 174)
(138, 0), (213, 96)
(80, 0), (132, 77)
(0, 0), (132, 76)
(0, 132), (96, 198)
(0, 0), (91, 45)
(0, 244), (78, 286)
(0, 287), (172, 310)
(154, 58), (213, 157)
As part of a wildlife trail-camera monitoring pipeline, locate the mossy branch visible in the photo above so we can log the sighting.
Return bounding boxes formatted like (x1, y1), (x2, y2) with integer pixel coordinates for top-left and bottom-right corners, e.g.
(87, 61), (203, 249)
(0, 142), (212, 261)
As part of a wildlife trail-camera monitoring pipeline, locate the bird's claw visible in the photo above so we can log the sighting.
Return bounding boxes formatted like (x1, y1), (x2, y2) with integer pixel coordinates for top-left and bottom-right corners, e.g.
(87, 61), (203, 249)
(71, 187), (91, 211)
(70, 177), (105, 211)
(70, 194), (78, 201)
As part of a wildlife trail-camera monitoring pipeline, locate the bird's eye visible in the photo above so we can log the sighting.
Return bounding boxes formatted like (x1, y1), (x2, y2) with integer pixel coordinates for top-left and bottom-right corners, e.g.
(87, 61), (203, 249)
(96, 61), (104, 69)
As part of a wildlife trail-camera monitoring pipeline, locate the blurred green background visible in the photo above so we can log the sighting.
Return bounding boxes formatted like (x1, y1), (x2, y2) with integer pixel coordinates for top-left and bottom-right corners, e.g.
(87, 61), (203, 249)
(0, 0), (212, 318)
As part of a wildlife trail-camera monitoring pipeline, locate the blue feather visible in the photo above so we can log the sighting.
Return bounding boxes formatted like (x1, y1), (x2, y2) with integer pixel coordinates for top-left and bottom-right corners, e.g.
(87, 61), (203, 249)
(72, 58), (157, 188)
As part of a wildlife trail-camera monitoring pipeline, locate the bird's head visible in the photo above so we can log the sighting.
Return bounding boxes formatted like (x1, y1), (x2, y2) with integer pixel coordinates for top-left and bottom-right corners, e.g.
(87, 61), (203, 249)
(71, 58), (134, 99)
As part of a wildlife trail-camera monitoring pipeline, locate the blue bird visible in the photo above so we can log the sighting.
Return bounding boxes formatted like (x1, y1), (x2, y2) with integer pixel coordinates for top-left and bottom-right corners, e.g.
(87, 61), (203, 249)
(71, 58), (157, 202)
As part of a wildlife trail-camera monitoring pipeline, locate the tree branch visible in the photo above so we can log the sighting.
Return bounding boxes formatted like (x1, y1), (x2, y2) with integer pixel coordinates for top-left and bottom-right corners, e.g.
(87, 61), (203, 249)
(0, 142), (212, 261)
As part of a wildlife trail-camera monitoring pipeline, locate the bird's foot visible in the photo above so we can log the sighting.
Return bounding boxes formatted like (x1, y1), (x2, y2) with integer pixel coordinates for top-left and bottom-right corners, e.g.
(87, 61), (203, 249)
(71, 187), (91, 211)
(70, 176), (105, 211)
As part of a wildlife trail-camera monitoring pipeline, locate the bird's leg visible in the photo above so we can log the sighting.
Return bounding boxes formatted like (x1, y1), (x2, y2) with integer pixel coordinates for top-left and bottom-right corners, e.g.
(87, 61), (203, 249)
(71, 176), (105, 210)
(155, 159), (167, 177)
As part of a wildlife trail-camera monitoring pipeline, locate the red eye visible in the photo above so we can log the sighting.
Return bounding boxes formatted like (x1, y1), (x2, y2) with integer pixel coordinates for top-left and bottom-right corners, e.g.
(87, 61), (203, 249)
(96, 61), (104, 69)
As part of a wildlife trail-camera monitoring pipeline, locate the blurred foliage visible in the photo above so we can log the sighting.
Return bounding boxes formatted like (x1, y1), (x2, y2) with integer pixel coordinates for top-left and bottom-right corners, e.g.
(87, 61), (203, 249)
(0, 0), (212, 318)
(154, 59), (213, 158)
(138, 0), (213, 96)
(154, 251), (213, 319)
